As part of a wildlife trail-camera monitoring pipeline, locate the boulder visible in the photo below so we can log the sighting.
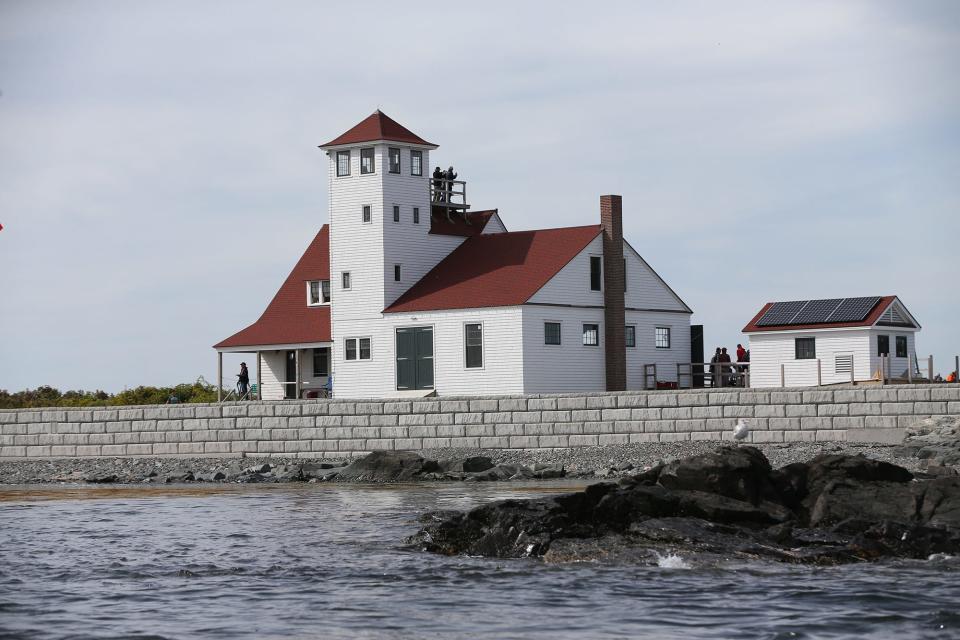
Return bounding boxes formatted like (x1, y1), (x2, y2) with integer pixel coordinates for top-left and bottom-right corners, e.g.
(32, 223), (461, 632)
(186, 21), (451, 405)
(336, 451), (430, 483)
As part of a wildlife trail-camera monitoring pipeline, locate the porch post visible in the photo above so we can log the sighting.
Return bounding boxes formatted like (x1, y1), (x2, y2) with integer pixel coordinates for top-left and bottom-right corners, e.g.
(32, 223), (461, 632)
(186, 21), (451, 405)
(256, 351), (262, 400)
(295, 350), (302, 400)
(217, 351), (223, 402)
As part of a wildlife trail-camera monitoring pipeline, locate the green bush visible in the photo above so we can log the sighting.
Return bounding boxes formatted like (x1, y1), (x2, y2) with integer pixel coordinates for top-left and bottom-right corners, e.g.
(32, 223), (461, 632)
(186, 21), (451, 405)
(0, 378), (222, 409)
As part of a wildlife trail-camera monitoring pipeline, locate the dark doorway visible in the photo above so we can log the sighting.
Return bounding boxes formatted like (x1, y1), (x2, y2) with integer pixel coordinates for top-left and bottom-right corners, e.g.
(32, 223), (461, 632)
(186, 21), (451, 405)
(691, 324), (704, 388)
(284, 350), (297, 399)
(396, 327), (434, 390)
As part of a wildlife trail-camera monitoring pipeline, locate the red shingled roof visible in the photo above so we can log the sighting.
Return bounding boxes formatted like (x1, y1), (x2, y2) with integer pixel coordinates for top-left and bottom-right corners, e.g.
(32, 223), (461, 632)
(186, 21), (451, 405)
(742, 296), (897, 333)
(384, 225), (602, 313)
(214, 226), (331, 349)
(429, 209), (499, 237)
(321, 110), (435, 148)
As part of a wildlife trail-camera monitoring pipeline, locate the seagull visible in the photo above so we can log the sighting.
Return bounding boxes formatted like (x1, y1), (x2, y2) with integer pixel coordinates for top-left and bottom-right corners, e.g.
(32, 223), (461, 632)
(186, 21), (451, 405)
(733, 419), (750, 444)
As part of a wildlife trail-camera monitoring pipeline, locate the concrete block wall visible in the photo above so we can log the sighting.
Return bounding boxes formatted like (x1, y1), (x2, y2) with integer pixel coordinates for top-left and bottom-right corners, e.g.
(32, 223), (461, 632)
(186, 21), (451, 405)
(1, 385), (958, 460)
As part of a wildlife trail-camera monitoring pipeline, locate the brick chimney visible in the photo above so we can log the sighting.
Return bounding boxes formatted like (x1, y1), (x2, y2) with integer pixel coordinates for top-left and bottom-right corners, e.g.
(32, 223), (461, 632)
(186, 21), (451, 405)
(600, 195), (626, 391)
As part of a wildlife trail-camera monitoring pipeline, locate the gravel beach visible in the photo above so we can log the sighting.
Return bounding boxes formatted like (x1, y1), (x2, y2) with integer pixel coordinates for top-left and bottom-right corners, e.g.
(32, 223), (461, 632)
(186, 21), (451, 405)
(0, 441), (928, 485)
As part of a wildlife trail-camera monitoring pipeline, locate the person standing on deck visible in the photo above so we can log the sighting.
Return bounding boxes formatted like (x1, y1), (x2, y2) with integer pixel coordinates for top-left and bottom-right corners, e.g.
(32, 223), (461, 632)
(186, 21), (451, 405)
(432, 167), (444, 202)
(237, 362), (250, 399)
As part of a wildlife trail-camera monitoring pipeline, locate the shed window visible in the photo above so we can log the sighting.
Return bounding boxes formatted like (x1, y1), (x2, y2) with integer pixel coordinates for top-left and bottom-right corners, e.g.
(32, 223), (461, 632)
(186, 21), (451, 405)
(413, 207), (420, 224)
(877, 335), (890, 356)
(411, 150), (423, 176)
(336, 150), (351, 177)
(362, 205), (371, 223)
(360, 148), (375, 174)
(465, 324), (483, 368)
(896, 336), (907, 358)
(544, 322), (561, 345)
(582, 323), (599, 346)
(313, 348), (329, 377)
(655, 327), (671, 349)
(590, 256), (602, 291)
(795, 337), (816, 360)
(625, 325), (636, 348)
(388, 147), (401, 174)
(393, 205), (400, 222)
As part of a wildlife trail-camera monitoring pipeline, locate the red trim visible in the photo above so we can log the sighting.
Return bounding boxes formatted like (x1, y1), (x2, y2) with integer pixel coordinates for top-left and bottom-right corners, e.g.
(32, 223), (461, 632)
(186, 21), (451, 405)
(741, 296), (897, 333)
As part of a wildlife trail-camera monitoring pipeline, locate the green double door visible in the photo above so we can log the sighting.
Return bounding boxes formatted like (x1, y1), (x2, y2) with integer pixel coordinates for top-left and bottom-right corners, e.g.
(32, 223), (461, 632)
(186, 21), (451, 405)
(396, 327), (434, 391)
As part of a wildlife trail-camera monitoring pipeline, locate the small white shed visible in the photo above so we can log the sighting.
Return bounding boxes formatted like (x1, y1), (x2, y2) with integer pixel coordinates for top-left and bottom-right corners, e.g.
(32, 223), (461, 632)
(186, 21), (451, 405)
(742, 296), (922, 388)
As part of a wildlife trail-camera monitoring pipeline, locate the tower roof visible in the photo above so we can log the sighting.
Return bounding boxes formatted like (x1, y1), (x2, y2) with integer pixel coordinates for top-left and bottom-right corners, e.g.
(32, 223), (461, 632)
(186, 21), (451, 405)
(320, 110), (436, 148)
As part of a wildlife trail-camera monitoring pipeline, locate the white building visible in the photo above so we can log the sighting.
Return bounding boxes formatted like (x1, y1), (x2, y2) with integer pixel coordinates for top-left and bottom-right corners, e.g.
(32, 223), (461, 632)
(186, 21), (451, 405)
(216, 111), (693, 399)
(742, 296), (922, 388)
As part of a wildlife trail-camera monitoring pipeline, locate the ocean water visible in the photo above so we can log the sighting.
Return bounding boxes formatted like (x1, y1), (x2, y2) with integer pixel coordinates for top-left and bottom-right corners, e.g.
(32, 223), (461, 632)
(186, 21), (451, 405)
(1, 482), (958, 640)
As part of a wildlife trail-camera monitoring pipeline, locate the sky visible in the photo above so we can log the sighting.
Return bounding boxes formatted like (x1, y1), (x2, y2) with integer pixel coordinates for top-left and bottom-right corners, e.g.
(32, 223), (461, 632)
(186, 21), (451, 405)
(1, 1), (958, 392)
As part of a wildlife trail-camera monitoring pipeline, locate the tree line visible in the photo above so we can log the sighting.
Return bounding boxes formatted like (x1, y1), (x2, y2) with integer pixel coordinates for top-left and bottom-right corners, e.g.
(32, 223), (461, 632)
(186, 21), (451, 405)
(0, 378), (221, 409)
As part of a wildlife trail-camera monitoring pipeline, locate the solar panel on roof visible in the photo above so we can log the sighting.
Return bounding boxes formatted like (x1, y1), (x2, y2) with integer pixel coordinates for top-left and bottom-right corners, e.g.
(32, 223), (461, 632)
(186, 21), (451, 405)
(792, 298), (843, 324)
(755, 300), (808, 326)
(826, 296), (881, 323)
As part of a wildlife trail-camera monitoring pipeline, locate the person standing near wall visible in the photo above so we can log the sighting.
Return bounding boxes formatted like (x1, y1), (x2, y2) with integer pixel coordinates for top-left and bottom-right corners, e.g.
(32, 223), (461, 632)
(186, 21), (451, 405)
(238, 362), (250, 399)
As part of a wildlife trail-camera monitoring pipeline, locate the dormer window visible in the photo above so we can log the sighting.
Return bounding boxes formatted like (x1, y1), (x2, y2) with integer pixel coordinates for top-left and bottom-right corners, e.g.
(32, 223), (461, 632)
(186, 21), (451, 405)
(411, 150), (423, 176)
(360, 148), (375, 174)
(307, 280), (331, 306)
(388, 148), (401, 174)
(336, 150), (351, 177)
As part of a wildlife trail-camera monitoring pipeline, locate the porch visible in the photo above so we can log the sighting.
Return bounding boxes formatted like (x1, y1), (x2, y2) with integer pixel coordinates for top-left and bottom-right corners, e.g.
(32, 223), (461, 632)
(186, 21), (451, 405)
(216, 343), (332, 401)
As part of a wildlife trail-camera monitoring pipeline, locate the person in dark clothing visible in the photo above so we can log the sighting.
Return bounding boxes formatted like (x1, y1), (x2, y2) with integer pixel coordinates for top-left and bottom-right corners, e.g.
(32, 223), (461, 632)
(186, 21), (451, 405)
(444, 166), (457, 203)
(432, 166), (444, 202)
(237, 362), (250, 399)
(719, 347), (735, 386)
(710, 348), (722, 387)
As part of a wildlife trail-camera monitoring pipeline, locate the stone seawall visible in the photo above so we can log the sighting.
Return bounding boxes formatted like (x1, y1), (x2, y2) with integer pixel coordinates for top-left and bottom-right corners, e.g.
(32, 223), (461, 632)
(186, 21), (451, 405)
(1, 385), (958, 460)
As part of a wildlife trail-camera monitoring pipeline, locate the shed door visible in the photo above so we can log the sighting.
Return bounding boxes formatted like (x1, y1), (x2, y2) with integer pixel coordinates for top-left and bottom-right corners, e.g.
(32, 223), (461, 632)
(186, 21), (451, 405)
(396, 327), (434, 390)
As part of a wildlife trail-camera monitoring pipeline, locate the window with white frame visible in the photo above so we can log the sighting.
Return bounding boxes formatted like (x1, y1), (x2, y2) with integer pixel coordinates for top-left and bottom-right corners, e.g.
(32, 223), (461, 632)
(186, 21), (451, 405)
(795, 337), (815, 360)
(464, 323), (483, 368)
(307, 280), (321, 306)
(583, 323), (599, 346)
(411, 150), (423, 176)
(321, 280), (330, 303)
(336, 150), (351, 177)
(344, 338), (371, 361)
(544, 322), (561, 345)
(313, 348), (329, 377)
(341, 272), (351, 290)
(655, 327), (671, 349)
(393, 205), (400, 222)
(360, 147), (374, 174)
(359, 338), (371, 360)
(388, 147), (401, 174)
(362, 205), (371, 223)
(625, 325), (636, 348)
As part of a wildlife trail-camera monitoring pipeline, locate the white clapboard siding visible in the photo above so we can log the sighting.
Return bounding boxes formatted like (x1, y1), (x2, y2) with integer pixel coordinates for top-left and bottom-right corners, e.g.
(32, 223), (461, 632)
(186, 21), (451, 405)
(625, 310), (692, 388)
(258, 351), (287, 400)
(748, 330), (873, 388)
(520, 306), (607, 393)
(528, 234), (605, 306)
(868, 328), (920, 379)
(623, 241), (690, 312)
(483, 213), (507, 234)
(333, 307), (525, 398)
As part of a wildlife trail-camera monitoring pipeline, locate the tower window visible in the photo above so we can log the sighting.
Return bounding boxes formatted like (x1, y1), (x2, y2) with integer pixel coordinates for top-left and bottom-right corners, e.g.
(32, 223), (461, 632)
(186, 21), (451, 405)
(341, 272), (351, 290)
(389, 147), (401, 174)
(413, 207), (420, 224)
(360, 147), (375, 174)
(393, 205), (400, 222)
(544, 322), (561, 345)
(411, 150), (423, 176)
(394, 264), (401, 282)
(362, 205), (371, 223)
(582, 324), (599, 346)
(625, 325), (636, 348)
(656, 327), (671, 349)
(336, 151), (351, 177)
(590, 256), (602, 291)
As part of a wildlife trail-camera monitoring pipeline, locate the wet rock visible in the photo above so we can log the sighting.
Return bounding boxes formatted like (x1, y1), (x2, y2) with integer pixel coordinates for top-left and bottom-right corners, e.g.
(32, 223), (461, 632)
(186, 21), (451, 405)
(335, 451), (430, 483)
(410, 445), (960, 564)
(441, 456), (495, 474)
(84, 474), (118, 484)
(164, 469), (195, 483)
(195, 470), (227, 482)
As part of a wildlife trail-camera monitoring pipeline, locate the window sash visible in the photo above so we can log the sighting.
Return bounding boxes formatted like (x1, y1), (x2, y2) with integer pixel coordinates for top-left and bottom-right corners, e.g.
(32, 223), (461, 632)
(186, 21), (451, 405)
(321, 280), (330, 303)
(590, 256), (602, 291)
(544, 322), (561, 345)
(877, 335), (890, 356)
(308, 281), (320, 305)
(582, 323), (599, 346)
(362, 205), (371, 223)
(413, 207), (420, 224)
(359, 338), (371, 360)
(795, 337), (816, 360)
(393, 205), (400, 222)
(655, 327), (671, 349)
(345, 339), (357, 361)
(313, 348), (329, 377)
(394, 264), (401, 282)
(342, 272), (351, 290)
(388, 148), (401, 173)
(465, 324), (483, 368)
(625, 325), (636, 348)
(411, 150), (422, 176)
(336, 151), (351, 176)
(360, 148), (375, 174)
(895, 336), (907, 358)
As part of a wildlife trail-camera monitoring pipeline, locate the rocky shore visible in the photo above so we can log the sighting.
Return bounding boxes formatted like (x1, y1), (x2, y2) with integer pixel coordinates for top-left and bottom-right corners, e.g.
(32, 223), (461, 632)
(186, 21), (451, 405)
(0, 440), (944, 485)
(410, 445), (960, 565)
